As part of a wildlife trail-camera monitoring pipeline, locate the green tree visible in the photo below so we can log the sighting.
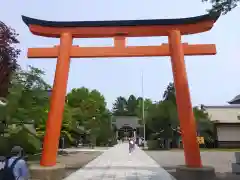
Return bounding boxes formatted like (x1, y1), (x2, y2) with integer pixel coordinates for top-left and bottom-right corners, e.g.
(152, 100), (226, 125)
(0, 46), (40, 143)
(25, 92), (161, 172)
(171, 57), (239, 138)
(161, 82), (213, 133)
(67, 88), (106, 123)
(203, 0), (239, 15)
(67, 87), (112, 146)
(145, 81), (214, 148)
(36, 103), (75, 145)
(126, 95), (138, 116)
(136, 98), (153, 114)
(112, 96), (127, 116)
(0, 66), (50, 133)
(163, 82), (176, 104)
(0, 66), (50, 154)
(135, 98), (153, 126)
(146, 100), (178, 140)
(193, 106), (214, 143)
(0, 21), (20, 97)
(113, 95), (152, 117)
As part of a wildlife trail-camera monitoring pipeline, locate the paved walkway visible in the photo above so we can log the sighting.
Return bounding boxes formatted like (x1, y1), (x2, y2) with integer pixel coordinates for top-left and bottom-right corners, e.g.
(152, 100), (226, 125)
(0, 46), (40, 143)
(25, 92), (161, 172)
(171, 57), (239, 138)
(64, 143), (175, 180)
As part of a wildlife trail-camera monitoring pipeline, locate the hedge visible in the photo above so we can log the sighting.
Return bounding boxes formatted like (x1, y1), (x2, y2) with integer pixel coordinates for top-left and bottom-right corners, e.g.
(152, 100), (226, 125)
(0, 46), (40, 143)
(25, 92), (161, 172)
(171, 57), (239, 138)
(0, 128), (41, 156)
(147, 140), (160, 150)
(8, 128), (41, 154)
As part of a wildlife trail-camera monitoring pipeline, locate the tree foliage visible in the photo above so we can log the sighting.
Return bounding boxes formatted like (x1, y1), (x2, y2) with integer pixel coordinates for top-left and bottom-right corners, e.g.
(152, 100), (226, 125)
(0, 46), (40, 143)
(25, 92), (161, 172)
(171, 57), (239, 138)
(163, 82), (176, 104)
(36, 103), (75, 144)
(193, 106), (214, 137)
(146, 100), (178, 139)
(0, 66), (50, 130)
(67, 87), (113, 145)
(145, 83), (178, 140)
(0, 66), (50, 154)
(203, 0), (239, 15)
(112, 96), (128, 116)
(0, 21), (20, 97)
(144, 82), (212, 143)
(112, 94), (152, 118)
(0, 21), (20, 70)
(67, 87), (106, 124)
(0, 64), (214, 150)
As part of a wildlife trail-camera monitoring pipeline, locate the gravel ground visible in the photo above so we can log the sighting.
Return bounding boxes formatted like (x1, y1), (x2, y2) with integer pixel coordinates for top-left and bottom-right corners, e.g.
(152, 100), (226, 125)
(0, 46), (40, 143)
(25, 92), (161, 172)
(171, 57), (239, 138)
(145, 150), (235, 173)
(28, 151), (103, 178)
(145, 150), (240, 179)
(60, 151), (103, 177)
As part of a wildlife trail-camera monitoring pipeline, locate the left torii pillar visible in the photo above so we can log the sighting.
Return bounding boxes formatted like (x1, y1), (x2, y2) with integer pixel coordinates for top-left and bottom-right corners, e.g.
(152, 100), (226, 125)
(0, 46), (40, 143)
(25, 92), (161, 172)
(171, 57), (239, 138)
(41, 32), (72, 166)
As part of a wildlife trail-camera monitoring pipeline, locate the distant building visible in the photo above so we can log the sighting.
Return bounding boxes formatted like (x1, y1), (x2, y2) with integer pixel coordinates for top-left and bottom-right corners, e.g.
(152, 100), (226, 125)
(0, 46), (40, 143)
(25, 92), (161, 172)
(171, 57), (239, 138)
(228, 94), (240, 105)
(111, 116), (142, 140)
(203, 95), (240, 148)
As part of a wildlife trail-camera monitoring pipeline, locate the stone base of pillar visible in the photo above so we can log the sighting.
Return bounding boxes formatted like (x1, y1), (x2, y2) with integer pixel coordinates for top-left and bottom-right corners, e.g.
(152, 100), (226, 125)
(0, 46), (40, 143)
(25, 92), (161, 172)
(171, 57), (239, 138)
(29, 163), (65, 180)
(232, 163), (240, 175)
(175, 165), (216, 180)
(235, 152), (240, 163)
(232, 152), (240, 175)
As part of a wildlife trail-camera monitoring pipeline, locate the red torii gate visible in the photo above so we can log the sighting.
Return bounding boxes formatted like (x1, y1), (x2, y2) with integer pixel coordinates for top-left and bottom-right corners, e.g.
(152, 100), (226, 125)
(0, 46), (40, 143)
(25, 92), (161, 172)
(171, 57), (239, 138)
(22, 12), (220, 168)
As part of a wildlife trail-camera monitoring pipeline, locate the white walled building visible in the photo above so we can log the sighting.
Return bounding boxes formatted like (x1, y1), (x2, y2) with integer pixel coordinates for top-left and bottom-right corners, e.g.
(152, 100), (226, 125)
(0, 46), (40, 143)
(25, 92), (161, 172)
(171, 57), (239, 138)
(204, 95), (240, 148)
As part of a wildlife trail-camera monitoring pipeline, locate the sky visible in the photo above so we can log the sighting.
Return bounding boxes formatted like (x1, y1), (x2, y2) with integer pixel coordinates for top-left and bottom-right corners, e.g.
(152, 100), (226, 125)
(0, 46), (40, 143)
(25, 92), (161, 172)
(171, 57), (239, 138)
(1, 0), (240, 109)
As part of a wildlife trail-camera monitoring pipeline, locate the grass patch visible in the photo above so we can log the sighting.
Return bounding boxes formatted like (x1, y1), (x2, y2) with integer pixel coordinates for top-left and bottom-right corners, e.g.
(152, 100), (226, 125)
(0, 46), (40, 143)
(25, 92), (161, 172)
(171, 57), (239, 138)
(200, 148), (240, 152)
(26, 153), (42, 161)
(144, 148), (240, 152)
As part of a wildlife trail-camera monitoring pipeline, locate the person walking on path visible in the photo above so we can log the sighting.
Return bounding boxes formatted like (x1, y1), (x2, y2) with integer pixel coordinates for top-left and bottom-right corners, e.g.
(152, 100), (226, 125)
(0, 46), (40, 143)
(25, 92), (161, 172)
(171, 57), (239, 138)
(128, 137), (135, 154)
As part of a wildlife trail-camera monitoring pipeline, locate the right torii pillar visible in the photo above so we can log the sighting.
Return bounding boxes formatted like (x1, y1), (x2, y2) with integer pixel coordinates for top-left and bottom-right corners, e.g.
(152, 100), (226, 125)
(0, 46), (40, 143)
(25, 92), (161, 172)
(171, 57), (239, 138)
(169, 30), (201, 167)
(168, 30), (217, 179)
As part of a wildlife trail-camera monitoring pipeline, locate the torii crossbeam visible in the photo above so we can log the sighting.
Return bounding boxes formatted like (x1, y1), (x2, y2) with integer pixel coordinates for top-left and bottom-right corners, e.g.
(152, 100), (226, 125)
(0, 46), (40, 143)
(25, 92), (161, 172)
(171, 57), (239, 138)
(28, 43), (216, 58)
(22, 12), (220, 168)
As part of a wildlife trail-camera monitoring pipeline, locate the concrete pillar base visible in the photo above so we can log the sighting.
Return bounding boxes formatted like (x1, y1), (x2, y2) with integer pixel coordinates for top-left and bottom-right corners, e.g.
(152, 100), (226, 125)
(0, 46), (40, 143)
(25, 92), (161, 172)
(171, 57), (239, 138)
(232, 163), (240, 175)
(176, 165), (216, 180)
(232, 152), (240, 174)
(235, 152), (240, 163)
(29, 163), (66, 180)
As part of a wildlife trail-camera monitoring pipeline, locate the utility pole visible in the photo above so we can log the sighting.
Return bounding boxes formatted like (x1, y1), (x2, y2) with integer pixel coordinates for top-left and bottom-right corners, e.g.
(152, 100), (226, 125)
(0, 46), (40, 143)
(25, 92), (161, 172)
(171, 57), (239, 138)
(141, 71), (146, 143)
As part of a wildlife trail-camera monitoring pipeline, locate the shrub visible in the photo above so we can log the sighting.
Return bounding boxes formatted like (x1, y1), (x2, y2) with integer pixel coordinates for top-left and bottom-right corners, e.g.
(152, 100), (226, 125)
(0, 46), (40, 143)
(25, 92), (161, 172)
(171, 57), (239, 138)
(8, 128), (41, 154)
(147, 140), (160, 150)
(111, 137), (118, 146)
(0, 136), (11, 156)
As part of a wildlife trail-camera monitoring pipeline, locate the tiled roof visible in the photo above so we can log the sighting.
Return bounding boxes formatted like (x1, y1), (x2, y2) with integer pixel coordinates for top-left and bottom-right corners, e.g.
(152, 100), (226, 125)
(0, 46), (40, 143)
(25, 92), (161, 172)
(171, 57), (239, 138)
(229, 94), (240, 104)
